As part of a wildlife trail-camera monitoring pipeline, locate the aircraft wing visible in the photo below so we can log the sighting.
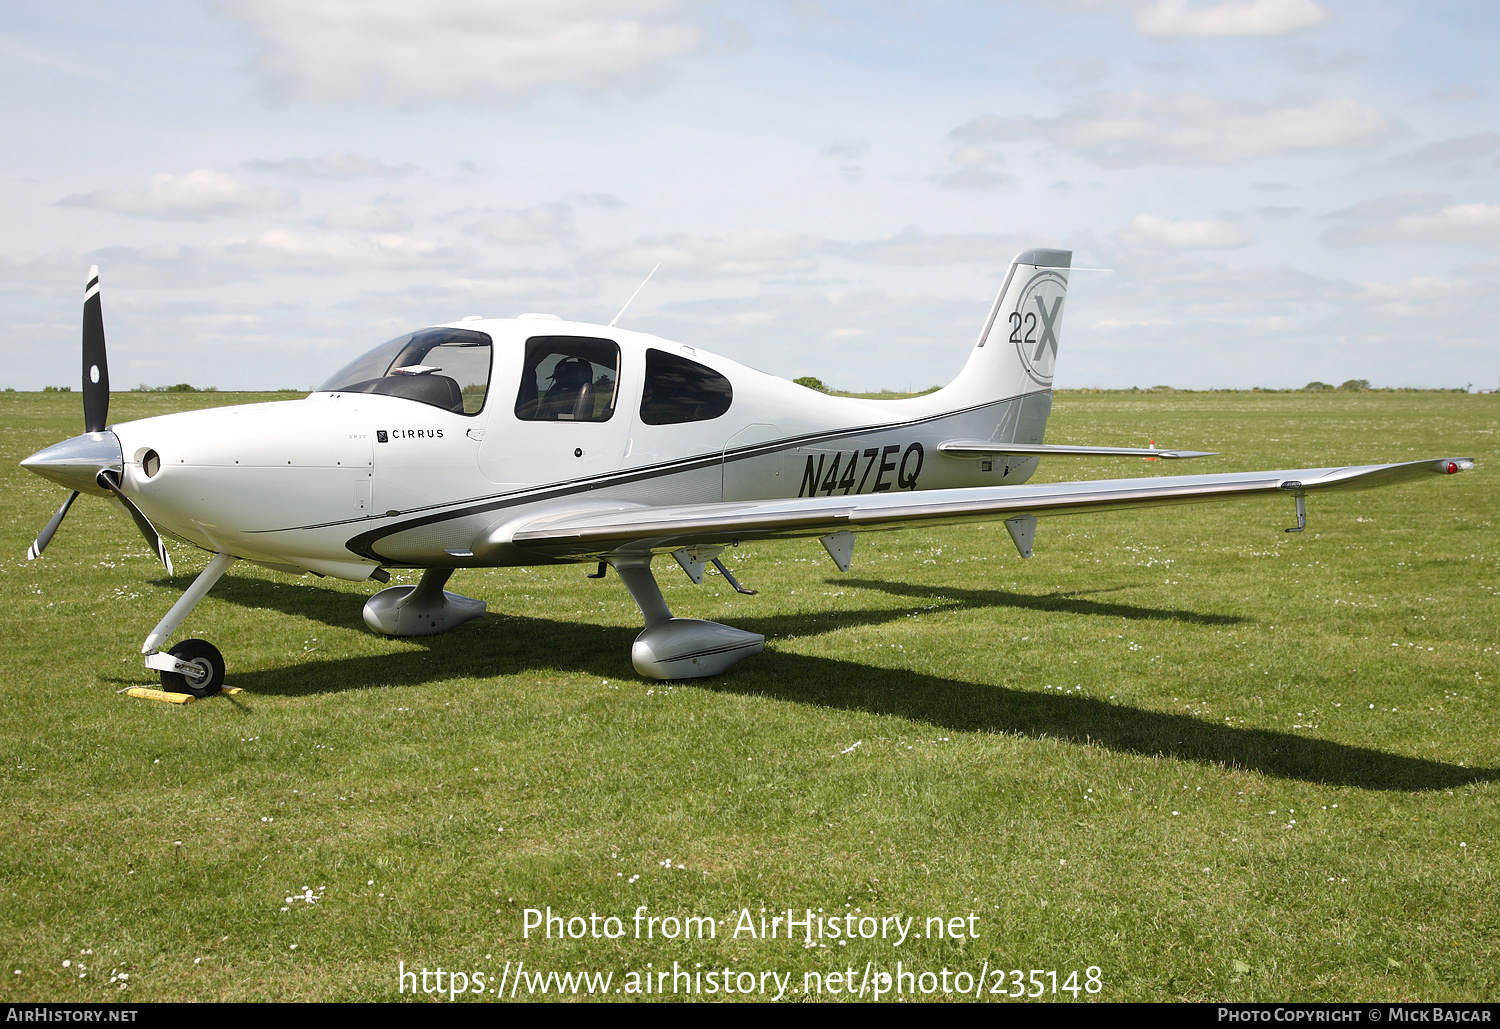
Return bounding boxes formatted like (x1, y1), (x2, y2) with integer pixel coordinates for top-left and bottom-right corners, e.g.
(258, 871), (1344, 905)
(507, 457), (1474, 559)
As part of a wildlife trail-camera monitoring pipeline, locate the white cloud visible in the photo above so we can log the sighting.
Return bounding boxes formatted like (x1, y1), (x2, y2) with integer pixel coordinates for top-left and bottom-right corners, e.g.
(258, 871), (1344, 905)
(1325, 189), (1449, 223)
(951, 91), (1390, 167)
(1324, 200), (1500, 248)
(839, 227), (1023, 265)
(592, 228), (825, 278)
(1389, 133), (1500, 166)
(466, 204), (577, 244)
(318, 205), (415, 232)
(223, 0), (703, 107)
(646, 289), (983, 389)
(821, 139), (869, 159)
(245, 153), (415, 179)
(1135, 0), (1332, 39)
(941, 147), (1010, 190)
(57, 170), (297, 221)
(57, 232), (471, 283)
(0, 32), (108, 79)
(1118, 214), (1252, 250)
(212, 230), (469, 272)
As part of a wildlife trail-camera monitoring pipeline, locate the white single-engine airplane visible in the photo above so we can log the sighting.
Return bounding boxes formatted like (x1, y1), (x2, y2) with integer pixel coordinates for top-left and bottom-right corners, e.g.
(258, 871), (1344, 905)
(22, 251), (1474, 696)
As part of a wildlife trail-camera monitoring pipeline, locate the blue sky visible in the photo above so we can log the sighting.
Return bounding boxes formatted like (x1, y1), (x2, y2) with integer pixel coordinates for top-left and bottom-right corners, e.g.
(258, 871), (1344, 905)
(2, 0), (1497, 391)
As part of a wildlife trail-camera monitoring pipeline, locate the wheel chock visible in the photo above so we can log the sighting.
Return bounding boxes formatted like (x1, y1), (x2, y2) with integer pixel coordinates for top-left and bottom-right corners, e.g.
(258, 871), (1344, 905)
(125, 686), (243, 704)
(126, 687), (194, 704)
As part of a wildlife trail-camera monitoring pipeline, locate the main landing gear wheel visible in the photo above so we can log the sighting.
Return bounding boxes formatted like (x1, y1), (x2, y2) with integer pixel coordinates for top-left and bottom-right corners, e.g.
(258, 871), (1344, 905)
(160, 639), (225, 698)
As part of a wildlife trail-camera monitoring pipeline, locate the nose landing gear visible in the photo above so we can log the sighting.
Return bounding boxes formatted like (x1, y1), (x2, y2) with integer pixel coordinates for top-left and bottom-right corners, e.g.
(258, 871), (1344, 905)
(157, 639), (226, 698)
(140, 551), (237, 697)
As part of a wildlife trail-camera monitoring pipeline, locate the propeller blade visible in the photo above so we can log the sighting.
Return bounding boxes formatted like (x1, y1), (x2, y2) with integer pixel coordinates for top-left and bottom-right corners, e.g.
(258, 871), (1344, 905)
(26, 491), (79, 560)
(96, 471), (173, 576)
(82, 266), (109, 434)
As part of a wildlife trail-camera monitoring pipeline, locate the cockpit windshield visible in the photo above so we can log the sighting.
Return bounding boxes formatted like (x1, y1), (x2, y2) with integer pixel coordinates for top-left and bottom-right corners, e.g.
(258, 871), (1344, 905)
(317, 328), (493, 416)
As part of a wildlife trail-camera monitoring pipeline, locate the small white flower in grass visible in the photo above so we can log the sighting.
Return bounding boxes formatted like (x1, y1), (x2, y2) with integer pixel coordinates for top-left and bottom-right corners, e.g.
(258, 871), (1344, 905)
(1460, 842), (1467, 848)
(1172, 811), (1180, 816)
(289, 944), (297, 950)
(368, 880), (374, 886)
(194, 958), (201, 965)
(63, 961), (70, 967)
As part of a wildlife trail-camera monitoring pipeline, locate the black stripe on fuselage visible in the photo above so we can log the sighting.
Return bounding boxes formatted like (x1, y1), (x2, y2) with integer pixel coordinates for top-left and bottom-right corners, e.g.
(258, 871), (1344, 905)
(242, 390), (1039, 561)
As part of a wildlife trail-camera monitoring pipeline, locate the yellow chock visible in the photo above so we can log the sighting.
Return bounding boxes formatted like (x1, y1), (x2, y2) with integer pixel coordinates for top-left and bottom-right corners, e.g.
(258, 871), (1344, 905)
(126, 687), (194, 704)
(125, 686), (243, 704)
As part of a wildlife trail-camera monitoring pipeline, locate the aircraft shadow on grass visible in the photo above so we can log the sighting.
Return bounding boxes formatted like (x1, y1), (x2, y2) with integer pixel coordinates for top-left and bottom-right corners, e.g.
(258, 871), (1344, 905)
(160, 573), (1491, 793)
(836, 578), (1247, 626)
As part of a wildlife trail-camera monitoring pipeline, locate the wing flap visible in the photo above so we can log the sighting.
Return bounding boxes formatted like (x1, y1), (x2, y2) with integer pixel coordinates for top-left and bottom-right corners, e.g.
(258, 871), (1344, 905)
(506, 458), (1473, 558)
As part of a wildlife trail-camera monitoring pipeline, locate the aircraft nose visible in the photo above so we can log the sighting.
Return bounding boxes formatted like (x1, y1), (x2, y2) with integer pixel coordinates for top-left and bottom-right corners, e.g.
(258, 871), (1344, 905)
(20, 430), (123, 496)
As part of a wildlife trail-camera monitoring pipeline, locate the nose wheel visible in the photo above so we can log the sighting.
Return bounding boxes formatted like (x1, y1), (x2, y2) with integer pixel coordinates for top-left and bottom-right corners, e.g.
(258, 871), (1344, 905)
(158, 639), (225, 698)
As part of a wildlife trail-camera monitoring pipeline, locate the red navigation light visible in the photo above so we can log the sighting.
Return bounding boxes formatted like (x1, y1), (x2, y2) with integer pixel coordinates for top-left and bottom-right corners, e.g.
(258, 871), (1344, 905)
(1447, 461), (1459, 474)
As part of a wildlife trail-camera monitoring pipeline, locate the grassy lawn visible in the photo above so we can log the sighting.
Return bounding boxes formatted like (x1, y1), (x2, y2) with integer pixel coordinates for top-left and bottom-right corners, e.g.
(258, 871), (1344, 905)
(0, 388), (1494, 1002)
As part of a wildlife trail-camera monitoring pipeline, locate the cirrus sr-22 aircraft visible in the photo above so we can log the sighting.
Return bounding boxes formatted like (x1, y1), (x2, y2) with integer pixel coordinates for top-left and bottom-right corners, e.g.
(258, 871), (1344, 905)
(21, 250), (1474, 696)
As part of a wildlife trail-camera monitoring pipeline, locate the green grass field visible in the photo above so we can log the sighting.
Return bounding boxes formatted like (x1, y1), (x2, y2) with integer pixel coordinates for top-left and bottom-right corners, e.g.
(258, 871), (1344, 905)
(1, 389), (1495, 1003)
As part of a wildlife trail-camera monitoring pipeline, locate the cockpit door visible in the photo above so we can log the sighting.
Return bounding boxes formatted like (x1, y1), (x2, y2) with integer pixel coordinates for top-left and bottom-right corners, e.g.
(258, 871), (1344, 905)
(478, 334), (633, 488)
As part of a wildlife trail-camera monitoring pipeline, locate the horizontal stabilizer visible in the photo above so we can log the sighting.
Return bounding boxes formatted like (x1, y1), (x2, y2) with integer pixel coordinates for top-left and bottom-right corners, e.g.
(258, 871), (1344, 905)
(939, 439), (1216, 460)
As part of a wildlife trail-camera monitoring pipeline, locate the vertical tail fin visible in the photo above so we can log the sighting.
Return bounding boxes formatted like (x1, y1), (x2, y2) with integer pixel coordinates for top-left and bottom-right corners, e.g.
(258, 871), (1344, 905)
(942, 248), (1071, 409)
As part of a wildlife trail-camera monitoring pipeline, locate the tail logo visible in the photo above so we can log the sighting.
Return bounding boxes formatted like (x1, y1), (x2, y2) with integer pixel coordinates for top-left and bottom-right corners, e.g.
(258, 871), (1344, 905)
(1011, 270), (1068, 386)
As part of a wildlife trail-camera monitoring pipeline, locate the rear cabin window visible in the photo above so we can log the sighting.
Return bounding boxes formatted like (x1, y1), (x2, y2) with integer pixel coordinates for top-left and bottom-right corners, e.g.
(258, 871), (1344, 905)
(640, 349), (733, 425)
(317, 327), (492, 416)
(515, 336), (620, 422)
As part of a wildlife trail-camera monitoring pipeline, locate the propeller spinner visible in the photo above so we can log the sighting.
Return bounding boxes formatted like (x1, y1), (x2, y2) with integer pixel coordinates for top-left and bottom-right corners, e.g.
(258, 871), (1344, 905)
(21, 267), (173, 573)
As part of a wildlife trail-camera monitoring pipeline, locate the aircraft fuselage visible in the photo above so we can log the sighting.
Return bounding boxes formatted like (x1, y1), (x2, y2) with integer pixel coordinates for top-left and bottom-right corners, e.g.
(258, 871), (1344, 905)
(109, 316), (1051, 581)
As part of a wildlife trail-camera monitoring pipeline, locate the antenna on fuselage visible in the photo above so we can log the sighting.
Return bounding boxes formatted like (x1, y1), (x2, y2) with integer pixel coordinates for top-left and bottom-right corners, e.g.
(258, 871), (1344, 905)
(609, 262), (661, 328)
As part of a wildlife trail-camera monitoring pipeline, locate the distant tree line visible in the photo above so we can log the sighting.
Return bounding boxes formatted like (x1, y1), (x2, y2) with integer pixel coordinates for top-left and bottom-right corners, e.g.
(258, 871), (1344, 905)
(1303, 379), (1370, 392)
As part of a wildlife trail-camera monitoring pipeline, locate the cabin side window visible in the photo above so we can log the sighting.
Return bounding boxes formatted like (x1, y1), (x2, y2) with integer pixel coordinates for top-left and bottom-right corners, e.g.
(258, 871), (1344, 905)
(317, 328), (493, 416)
(514, 336), (620, 422)
(639, 349), (733, 425)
